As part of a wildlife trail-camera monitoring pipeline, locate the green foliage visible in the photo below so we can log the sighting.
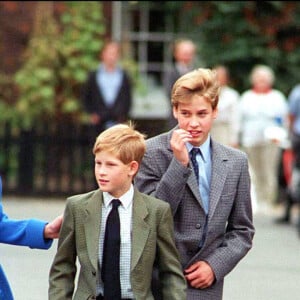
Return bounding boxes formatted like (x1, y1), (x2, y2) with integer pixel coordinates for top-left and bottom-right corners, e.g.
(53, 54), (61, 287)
(58, 1), (105, 115)
(12, 1), (106, 130)
(0, 73), (16, 125)
(165, 1), (300, 95)
(14, 16), (59, 129)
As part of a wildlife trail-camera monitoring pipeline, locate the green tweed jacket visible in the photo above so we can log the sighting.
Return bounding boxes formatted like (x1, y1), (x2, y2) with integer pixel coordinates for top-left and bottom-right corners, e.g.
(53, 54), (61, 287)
(48, 188), (186, 300)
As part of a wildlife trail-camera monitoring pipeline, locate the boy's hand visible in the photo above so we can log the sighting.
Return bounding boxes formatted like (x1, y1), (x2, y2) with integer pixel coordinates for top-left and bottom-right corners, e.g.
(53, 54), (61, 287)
(170, 129), (192, 166)
(184, 260), (215, 289)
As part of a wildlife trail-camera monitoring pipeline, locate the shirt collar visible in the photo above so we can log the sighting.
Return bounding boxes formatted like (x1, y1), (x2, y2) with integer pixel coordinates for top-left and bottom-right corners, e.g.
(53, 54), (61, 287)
(186, 135), (211, 163)
(103, 184), (134, 209)
(98, 63), (121, 74)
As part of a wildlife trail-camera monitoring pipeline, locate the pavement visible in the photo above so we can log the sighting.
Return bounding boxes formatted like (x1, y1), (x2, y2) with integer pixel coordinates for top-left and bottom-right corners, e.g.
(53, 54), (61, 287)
(1, 195), (300, 300)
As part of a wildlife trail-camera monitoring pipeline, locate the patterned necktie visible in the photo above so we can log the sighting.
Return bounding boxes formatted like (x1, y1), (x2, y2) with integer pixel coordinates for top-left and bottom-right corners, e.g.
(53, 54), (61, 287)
(190, 147), (200, 183)
(102, 199), (121, 300)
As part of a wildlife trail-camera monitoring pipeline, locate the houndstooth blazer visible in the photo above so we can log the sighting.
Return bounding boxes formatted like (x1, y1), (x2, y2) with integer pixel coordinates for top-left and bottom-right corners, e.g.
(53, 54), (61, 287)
(135, 128), (255, 300)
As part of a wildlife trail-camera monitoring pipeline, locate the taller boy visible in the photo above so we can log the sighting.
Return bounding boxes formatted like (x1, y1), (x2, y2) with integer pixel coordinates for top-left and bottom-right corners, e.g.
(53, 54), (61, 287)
(135, 68), (255, 300)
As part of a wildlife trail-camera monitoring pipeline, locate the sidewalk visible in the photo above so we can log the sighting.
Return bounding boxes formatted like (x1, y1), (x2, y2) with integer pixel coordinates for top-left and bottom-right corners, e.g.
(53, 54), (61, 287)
(1, 196), (300, 300)
(224, 205), (300, 300)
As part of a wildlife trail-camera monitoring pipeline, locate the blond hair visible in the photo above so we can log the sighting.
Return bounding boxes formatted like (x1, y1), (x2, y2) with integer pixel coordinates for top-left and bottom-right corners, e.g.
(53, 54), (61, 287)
(171, 68), (220, 110)
(93, 123), (146, 165)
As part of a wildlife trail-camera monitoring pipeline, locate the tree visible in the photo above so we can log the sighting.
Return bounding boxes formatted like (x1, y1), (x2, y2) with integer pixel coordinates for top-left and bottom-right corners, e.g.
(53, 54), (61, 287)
(13, 1), (106, 130)
(165, 1), (300, 94)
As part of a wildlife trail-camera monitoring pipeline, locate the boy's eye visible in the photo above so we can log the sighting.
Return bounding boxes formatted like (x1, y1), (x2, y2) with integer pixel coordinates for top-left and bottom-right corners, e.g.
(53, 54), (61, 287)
(181, 111), (190, 116)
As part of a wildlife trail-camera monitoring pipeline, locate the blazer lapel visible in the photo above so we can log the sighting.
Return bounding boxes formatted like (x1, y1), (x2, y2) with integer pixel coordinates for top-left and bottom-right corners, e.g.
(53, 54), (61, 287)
(209, 142), (229, 218)
(187, 175), (202, 203)
(131, 190), (150, 271)
(84, 190), (103, 271)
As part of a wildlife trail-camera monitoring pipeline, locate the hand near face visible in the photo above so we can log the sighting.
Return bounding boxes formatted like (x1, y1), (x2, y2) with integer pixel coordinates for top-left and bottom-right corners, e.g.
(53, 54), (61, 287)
(170, 129), (192, 166)
(44, 214), (63, 239)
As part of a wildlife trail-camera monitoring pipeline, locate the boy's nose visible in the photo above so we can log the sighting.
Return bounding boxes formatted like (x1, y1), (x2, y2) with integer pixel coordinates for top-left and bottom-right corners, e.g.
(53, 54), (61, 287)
(189, 116), (199, 126)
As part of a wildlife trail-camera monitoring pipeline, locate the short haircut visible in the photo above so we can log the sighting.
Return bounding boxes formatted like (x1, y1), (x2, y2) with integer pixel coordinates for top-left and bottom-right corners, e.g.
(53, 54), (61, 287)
(171, 68), (220, 110)
(173, 38), (196, 50)
(93, 123), (146, 165)
(250, 64), (275, 86)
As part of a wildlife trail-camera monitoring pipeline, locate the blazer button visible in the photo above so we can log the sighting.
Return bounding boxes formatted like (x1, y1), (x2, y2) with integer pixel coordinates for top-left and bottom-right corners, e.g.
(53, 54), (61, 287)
(92, 271), (96, 276)
(195, 223), (201, 229)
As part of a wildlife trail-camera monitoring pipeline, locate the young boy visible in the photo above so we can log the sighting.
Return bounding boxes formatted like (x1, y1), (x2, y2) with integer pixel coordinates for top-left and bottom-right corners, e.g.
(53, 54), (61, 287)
(135, 68), (255, 300)
(48, 123), (186, 300)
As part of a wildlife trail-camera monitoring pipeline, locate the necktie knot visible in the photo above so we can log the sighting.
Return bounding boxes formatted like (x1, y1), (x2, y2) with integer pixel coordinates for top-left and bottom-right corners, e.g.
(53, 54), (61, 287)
(111, 199), (121, 209)
(190, 147), (200, 158)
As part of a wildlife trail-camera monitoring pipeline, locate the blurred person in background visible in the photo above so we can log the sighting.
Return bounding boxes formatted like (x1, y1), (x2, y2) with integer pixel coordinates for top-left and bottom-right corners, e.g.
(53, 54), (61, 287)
(239, 65), (288, 211)
(81, 40), (133, 188)
(81, 40), (133, 141)
(211, 65), (240, 148)
(163, 38), (198, 130)
(276, 83), (300, 236)
(0, 176), (62, 300)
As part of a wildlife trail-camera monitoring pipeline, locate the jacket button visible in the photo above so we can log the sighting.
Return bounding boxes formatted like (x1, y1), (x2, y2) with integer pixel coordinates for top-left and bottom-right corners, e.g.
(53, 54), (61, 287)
(196, 223), (201, 229)
(92, 271), (96, 276)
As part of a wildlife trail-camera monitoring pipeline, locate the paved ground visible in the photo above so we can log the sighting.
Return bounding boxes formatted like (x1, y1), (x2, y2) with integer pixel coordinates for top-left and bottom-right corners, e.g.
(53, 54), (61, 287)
(1, 195), (300, 300)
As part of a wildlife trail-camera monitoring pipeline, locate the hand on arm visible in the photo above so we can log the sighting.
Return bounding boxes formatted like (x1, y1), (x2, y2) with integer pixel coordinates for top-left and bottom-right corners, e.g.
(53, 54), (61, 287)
(43, 214), (63, 239)
(184, 260), (215, 289)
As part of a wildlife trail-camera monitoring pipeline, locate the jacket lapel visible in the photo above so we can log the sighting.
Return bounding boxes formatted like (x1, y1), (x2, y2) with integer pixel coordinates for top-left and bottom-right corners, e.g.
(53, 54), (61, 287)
(84, 190), (103, 270)
(209, 141), (229, 218)
(131, 190), (150, 271)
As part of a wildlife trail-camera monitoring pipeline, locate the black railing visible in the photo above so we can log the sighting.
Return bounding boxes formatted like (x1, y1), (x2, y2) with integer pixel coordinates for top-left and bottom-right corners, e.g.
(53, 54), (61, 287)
(0, 121), (95, 197)
(0, 119), (166, 197)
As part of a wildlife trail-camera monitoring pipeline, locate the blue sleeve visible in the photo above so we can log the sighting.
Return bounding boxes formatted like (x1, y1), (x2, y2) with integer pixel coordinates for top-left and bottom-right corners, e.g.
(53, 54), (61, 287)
(0, 177), (52, 249)
(288, 85), (300, 116)
(0, 264), (14, 300)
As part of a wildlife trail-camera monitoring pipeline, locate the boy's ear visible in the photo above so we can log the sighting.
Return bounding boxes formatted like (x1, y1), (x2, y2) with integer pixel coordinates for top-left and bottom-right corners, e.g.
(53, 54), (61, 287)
(213, 107), (218, 119)
(129, 161), (139, 176)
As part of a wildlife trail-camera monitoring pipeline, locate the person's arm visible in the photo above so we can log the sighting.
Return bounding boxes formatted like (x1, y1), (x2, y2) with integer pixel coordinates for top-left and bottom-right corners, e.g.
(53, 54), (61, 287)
(288, 85), (300, 134)
(0, 176), (62, 248)
(121, 71), (133, 117)
(202, 154), (255, 281)
(157, 203), (187, 299)
(0, 203), (62, 249)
